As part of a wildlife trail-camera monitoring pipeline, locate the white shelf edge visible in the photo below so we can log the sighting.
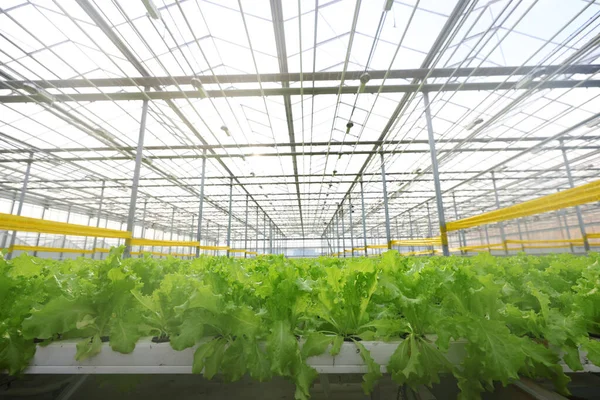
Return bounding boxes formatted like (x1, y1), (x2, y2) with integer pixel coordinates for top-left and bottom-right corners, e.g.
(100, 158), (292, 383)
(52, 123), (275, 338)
(16, 338), (599, 375)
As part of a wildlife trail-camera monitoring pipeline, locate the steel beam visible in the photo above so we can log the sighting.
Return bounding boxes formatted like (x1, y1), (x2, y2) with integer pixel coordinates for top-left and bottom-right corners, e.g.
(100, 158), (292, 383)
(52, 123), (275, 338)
(360, 178), (368, 256)
(451, 192), (466, 254)
(33, 205), (48, 257)
(340, 204), (346, 257)
(3, 80), (600, 103)
(380, 152), (392, 250)
(560, 139), (590, 251)
(3, 65), (598, 89)
(423, 92), (449, 256)
(139, 199), (148, 257)
(491, 171), (508, 255)
(124, 98), (149, 258)
(244, 195), (248, 258)
(335, 209), (340, 258)
(348, 197), (354, 257)
(516, 219), (526, 252)
(426, 202), (433, 255)
(270, 0), (304, 238)
(4, 136), (598, 155)
(6, 152), (32, 260)
(408, 210), (415, 253)
(269, 223), (273, 254)
(59, 206), (72, 260)
(12, 146), (596, 164)
(196, 149), (207, 257)
(226, 178), (233, 257)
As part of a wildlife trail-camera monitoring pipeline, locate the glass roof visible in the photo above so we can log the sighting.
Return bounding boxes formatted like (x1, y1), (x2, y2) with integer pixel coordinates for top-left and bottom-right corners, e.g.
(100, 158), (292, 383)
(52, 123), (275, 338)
(1, 0), (600, 242)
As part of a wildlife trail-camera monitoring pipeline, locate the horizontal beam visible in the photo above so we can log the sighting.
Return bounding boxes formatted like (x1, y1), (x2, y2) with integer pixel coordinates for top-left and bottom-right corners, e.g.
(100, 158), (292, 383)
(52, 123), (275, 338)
(2, 80), (600, 103)
(1, 136), (598, 155)
(0, 146), (596, 163)
(2, 167), (595, 185)
(1, 65), (598, 89)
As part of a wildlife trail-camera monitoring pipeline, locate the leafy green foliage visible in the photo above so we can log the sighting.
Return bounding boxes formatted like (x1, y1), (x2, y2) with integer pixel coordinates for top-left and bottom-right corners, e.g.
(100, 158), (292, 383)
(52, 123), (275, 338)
(0, 249), (599, 399)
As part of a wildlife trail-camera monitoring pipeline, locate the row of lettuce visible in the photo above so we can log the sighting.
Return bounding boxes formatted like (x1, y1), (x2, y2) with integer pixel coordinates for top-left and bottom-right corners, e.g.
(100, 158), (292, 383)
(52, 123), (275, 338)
(1, 248), (599, 399)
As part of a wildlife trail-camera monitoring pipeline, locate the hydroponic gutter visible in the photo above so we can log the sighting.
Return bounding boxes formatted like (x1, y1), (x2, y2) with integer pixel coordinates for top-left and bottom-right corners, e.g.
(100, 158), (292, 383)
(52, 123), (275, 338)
(23, 338), (599, 374)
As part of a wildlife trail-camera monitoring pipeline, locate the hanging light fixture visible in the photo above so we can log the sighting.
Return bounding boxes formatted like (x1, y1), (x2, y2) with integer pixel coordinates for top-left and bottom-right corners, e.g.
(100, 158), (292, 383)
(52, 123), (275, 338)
(345, 121), (354, 134)
(465, 117), (484, 130)
(220, 125), (230, 136)
(358, 73), (371, 93)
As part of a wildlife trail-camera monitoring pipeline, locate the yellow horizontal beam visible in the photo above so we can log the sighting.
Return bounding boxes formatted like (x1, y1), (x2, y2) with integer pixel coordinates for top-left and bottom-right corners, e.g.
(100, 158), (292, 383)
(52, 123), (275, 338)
(0, 213), (131, 239)
(8, 245), (93, 254)
(367, 244), (389, 249)
(391, 237), (441, 246)
(505, 239), (584, 244)
(199, 245), (229, 251)
(130, 238), (199, 247)
(447, 179), (600, 231)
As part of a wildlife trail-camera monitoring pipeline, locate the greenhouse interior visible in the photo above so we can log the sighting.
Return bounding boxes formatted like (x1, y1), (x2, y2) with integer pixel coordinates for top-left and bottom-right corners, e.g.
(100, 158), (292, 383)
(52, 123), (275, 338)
(1, 0), (600, 399)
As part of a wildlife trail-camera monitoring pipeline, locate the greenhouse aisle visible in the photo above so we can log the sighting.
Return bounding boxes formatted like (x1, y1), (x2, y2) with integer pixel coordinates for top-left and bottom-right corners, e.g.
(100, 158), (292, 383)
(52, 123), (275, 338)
(5, 374), (600, 400)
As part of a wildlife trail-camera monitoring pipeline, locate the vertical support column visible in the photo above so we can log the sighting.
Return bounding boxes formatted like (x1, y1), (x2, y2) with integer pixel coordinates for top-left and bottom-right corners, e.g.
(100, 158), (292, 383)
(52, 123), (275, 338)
(348, 197), (355, 257)
(92, 180), (106, 259)
(555, 209), (574, 253)
(7, 152), (33, 259)
(205, 219), (210, 257)
(124, 97), (149, 258)
(516, 219), (526, 252)
(560, 139), (589, 252)
(359, 178), (368, 256)
(452, 192), (466, 254)
(255, 206), (259, 255)
(226, 177), (233, 257)
(244, 195), (248, 258)
(422, 92), (449, 256)
(426, 202), (433, 255)
(59, 206), (72, 260)
(560, 209), (574, 254)
(263, 214), (266, 254)
(408, 209), (415, 253)
(169, 207), (175, 241)
(196, 148), (207, 257)
(334, 208), (340, 258)
(491, 171), (508, 255)
(169, 207), (175, 256)
(484, 225), (491, 251)
(269, 223), (273, 254)
(216, 224), (220, 256)
(150, 224), (157, 254)
(138, 199), (148, 257)
(190, 213), (195, 259)
(1, 193), (17, 250)
(478, 227), (485, 250)
(340, 204), (346, 257)
(82, 215), (92, 257)
(523, 218), (531, 240)
(33, 205), (48, 257)
(379, 152), (392, 250)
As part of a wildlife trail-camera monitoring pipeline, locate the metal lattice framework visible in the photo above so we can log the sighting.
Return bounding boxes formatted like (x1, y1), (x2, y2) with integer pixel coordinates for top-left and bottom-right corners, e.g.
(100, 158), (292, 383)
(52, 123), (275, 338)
(1, 0), (600, 257)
